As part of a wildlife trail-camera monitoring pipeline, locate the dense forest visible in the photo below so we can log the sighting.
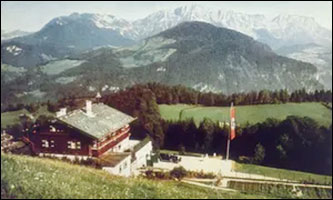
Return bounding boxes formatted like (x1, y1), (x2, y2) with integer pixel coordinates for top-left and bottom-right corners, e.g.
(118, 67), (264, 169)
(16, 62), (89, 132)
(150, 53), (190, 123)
(162, 117), (332, 175)
(3, 83), (332, 113)
(2, 83), (332, 175)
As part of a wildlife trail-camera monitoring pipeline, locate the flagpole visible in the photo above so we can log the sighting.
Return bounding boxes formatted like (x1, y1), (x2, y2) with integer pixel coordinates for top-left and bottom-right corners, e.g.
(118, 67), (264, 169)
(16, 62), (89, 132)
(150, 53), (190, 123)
(226, 102), (233, 161)
(226, 133), (230, 161)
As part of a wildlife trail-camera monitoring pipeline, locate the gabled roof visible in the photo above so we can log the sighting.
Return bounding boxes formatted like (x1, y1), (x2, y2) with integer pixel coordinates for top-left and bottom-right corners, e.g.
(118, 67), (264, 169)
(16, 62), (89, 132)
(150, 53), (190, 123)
(57, 103), (136, 140)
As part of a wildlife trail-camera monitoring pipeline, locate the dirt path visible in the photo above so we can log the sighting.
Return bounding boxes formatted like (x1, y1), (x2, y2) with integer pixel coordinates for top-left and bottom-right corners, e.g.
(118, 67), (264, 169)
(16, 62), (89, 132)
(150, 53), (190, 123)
(178, 105), (199, 120)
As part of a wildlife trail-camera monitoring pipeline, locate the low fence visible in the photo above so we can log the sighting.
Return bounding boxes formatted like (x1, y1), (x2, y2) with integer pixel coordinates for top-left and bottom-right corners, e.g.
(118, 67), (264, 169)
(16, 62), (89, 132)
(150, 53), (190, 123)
(228, 180), (332, 199)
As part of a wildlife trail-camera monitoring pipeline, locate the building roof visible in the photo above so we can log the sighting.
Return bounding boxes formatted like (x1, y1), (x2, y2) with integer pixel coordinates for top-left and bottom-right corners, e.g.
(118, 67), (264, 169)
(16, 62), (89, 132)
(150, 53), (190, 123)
(98, 152), (131, 167)
(57, 103), (136, 140)
(132, 137), (152, 153)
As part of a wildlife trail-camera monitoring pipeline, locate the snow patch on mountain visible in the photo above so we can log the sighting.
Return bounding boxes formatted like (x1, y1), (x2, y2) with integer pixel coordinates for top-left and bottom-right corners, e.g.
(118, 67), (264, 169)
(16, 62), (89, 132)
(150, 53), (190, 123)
(6, 45), (23, 56)
(130, 5), (331, 49)
(193, 82), (220, 93)
(157, 67), (166, 72)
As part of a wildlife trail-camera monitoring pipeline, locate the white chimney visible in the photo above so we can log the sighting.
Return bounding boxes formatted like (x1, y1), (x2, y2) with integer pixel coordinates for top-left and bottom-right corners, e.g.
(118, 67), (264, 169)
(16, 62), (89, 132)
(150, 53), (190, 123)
(96, 92), (102, 99)
(56, 108), (67, 118)
(86, 100), (94, 117)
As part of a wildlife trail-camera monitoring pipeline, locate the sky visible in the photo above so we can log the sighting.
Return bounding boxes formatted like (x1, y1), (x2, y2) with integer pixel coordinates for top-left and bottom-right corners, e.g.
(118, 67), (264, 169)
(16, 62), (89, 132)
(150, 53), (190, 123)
(1, 1), (332, 32)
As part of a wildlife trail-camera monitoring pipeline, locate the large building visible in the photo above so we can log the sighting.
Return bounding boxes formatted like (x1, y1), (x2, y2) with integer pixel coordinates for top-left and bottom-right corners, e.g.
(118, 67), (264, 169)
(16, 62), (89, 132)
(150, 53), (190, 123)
(27, 100), (153, 176)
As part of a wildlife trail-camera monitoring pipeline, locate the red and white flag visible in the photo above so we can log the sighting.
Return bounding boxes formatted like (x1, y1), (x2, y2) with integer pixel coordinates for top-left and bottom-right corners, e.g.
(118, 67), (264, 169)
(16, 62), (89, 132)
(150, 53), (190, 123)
(230, 104), (236, 140)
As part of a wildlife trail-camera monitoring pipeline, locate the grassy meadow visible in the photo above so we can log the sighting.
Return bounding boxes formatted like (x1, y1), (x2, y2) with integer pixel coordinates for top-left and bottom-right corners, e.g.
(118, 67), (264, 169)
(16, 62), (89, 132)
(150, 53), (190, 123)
(159, 102), (332, 127)
(233, 162), (332, 185)
(2, 153), (279, 199)
(1, 106), (54, 129)
(1, 109), (30, 129)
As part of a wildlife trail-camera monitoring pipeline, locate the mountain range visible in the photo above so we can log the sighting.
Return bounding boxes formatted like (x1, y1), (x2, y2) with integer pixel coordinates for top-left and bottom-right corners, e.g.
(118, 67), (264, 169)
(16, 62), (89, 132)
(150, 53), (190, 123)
(2, 5), (331, 67)
(1, 5), (331, 107)
(1, 21), (323, 110)
(132, 5), (332, 49)
(276, 43), (332, 89)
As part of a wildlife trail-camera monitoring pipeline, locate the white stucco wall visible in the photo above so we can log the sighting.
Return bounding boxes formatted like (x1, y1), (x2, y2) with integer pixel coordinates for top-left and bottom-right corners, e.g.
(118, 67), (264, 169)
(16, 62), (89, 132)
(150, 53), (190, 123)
(131, 140), (153, 170)
(102, 155), (131, 177)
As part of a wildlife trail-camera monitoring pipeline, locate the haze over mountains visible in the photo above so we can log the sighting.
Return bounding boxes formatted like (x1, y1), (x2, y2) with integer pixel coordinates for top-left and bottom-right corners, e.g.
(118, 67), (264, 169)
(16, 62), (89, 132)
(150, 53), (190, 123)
(115, 22), (322, 93)
(1, 4), (332, 107)
(2, 5), (331, 65)
(1, 29), (31, 41)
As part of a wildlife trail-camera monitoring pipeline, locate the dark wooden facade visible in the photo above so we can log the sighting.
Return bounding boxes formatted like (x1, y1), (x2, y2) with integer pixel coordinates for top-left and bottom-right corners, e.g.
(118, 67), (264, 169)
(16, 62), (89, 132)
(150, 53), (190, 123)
(91, 126), (130, 156)
(28, 122), (131, 157)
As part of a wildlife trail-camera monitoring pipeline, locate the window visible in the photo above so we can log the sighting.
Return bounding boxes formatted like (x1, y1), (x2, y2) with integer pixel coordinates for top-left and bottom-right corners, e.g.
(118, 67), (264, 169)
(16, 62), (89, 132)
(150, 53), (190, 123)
(50, 140), (55, 148)
(41, 140), (49, 148)
(67, 141), (81, 150)
(76, 142), (81, 149)
(93, 141), (98, 148)
(42, 140), (55, 148)
(50, 126), (56, 133)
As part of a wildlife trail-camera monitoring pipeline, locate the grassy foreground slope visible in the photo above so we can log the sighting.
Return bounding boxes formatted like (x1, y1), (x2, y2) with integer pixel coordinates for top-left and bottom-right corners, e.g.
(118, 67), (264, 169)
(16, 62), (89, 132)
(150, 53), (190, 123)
(159, 103), (332, 127)
(2, 154), (275, 199)
(234, 162), (332, 185)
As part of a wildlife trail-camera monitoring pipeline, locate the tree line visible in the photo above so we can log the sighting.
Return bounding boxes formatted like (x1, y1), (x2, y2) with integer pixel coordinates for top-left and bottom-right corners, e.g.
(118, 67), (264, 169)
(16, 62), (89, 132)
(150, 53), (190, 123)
(2, 83), (332, 175)
(146, 83), (332, 106)
(162, 116), (332, 175)
(2, 82), (332, 113)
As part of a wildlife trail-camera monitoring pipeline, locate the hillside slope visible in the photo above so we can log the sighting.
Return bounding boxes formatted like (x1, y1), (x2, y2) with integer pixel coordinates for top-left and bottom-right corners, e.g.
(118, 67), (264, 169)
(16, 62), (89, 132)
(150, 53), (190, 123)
(1, 153), (275, 199)
(276, 43), (332, 89)
(0, 22), (325, 108)
(62, 21), (323, 94)
(1, 13), (135, 68)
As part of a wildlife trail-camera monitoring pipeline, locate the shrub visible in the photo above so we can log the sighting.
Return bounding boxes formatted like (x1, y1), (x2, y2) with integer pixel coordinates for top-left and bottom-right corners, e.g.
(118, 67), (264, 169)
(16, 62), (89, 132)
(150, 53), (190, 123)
(144, 170), (171, 180)
(145, 170), (154, 179)
(253, 143), (265, 164)
(170, 166), (187, 180)
(178, 144), (186, 155)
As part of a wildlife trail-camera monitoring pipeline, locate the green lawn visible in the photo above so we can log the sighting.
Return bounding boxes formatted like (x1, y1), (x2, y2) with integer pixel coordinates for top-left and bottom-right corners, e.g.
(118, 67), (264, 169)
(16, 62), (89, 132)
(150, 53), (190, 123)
(233, 162), (332, 185)
(159, 103), (332, 127)
(1, 153), (277, 199)
(1, 106), (54, 129)
(1, 109), (30, 129)
(40, 59), (85, 75)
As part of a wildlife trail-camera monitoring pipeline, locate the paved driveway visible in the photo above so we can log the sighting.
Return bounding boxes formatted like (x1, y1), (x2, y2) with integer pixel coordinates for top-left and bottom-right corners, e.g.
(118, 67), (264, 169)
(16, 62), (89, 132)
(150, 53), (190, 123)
(153, 155), (232, 174)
